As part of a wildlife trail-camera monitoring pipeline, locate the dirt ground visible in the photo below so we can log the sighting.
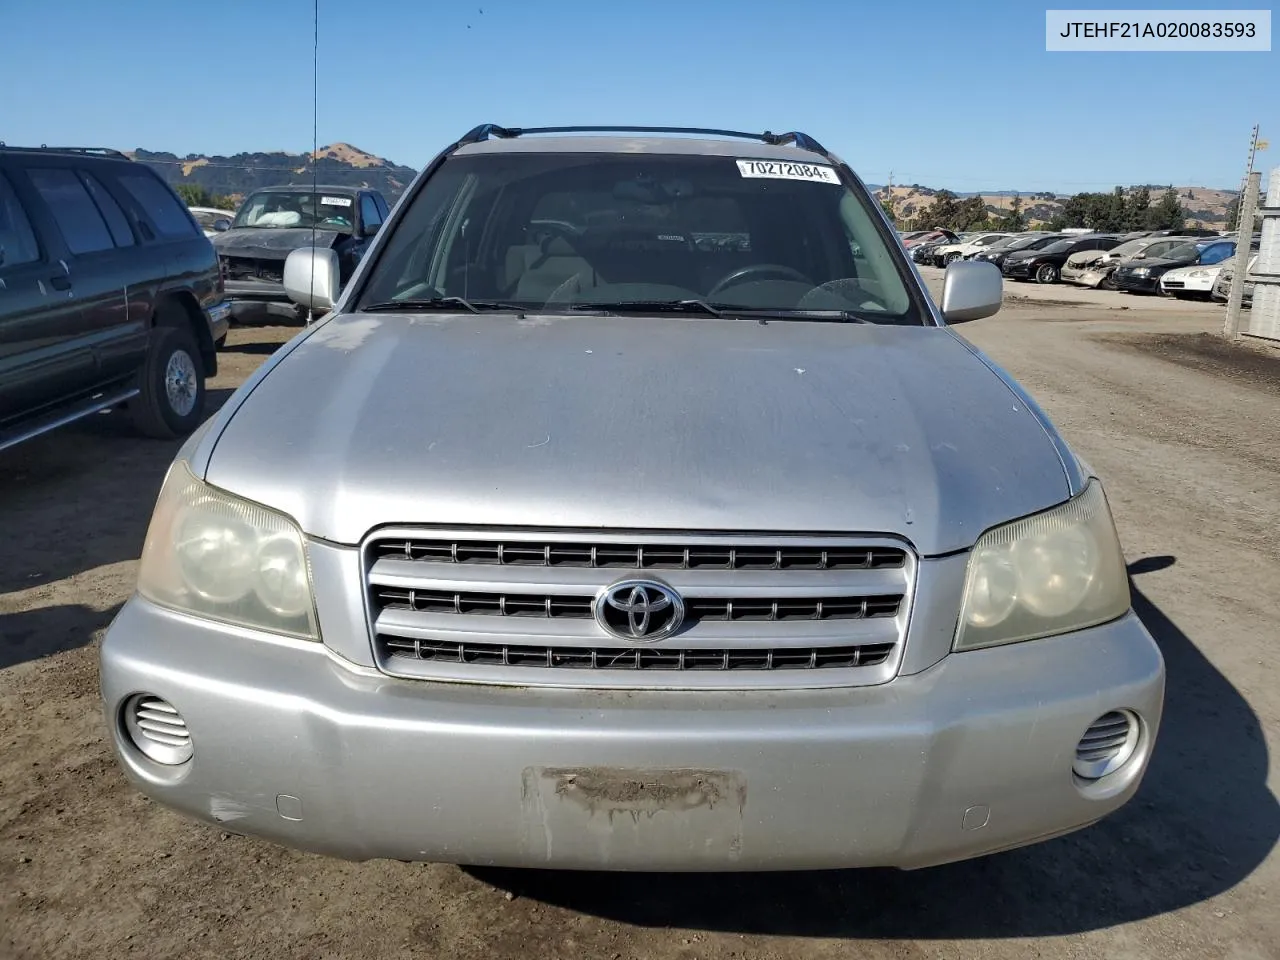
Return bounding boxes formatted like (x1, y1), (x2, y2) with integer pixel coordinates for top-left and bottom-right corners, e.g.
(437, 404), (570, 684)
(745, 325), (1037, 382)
(2, 285), (1278, 960)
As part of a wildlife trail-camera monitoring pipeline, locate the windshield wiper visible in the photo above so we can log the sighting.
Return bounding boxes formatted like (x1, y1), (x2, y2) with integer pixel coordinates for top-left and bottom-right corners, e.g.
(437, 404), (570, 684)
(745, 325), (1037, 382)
(569, 299), (726, 317)
(362, 297), (524, 314)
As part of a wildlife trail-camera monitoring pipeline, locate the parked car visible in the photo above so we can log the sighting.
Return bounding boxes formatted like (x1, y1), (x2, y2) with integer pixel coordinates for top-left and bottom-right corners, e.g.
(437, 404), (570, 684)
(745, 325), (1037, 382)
(188, 205), (234, 238)
(1159, 262), (1227, 299)
(212, 184), (390, 323)
(1112, 238), (1237, 293)
(1062, 236), (1195, 289)
(0, 145), (227, 452)
(972, 232), (1064, 270)
(930, 232), (1011, 266)
(102, 123), (1163, 873)
(1211, 254), (1259, 305)
(909, 236), (958, 264)
(902, 228), (960, 249)
(1002, 234), (1123, 284)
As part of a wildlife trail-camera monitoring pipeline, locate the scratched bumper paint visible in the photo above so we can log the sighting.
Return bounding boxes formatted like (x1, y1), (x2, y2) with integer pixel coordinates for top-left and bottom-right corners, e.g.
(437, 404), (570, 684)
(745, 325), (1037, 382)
(520, 768), (747, 866)
(100, 598), (1164, 871)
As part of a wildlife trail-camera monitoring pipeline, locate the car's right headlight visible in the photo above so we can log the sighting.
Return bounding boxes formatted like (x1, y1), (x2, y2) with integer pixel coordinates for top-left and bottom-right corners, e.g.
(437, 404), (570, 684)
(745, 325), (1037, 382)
(137, 460), (319, 640)
(954, 480), (1130, 651)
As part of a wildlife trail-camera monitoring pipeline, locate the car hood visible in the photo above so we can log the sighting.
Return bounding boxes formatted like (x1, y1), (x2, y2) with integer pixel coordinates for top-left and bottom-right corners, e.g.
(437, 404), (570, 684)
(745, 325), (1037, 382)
(1065, 251), (1105, 267)
(202, 312), (1071, 555)
(1004, 249), (1046, 261)
(212, 227), (344, 259)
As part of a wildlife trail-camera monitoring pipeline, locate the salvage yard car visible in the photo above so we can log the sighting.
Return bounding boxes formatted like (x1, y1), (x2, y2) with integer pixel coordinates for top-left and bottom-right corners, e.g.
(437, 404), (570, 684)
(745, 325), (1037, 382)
(212, 184), (389, 323)
(1, 145), (226, 452)
(1062, 235), (1193, 289)
(101, 125), (1164, 872)
(1112, 237), (1236, 293)
(1002, 233), (1122, 284)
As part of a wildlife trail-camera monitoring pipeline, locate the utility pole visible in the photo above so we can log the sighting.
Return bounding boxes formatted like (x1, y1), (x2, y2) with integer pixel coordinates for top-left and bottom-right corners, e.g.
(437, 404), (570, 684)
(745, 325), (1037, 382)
(1223, 170), (1260, 340)
(887, 170), (896, 226)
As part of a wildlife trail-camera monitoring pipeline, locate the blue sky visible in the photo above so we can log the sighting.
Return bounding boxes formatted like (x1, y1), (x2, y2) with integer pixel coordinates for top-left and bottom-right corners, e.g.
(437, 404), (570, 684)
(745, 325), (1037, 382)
(3, 0), (1274, 192)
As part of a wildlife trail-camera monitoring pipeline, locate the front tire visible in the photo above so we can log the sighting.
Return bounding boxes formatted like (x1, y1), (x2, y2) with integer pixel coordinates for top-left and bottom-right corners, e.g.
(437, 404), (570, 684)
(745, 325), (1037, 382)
(1035, 263), (1059, 284)
(130, 325), (207, 439)
(944, 252), (962, 266)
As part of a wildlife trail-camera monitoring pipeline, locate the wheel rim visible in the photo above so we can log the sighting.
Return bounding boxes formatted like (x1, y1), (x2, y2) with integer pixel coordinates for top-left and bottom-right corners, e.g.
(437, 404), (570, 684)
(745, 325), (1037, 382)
(1038, 265), (1056, 283)
(164, 349), (198, 417)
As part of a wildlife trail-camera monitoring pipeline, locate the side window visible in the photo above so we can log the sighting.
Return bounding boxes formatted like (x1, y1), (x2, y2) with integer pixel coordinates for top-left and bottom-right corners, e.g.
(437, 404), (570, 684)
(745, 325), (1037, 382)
(360, 194), (382, 231)
(1200, 244), (1232, 265)
(27, 167), (114, 255)
(115, 171), (197, 239)
(79, 172), (135, 247)
(0, 171), (41, 267)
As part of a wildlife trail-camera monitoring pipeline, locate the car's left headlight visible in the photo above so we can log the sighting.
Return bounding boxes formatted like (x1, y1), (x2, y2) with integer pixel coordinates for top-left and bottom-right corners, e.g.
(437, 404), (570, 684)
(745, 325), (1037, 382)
(1131, 267), (1150, 277)
(1188, 269), (1210, 278)
(954, 481), (1130, 651)
(137, 460), (319, 639)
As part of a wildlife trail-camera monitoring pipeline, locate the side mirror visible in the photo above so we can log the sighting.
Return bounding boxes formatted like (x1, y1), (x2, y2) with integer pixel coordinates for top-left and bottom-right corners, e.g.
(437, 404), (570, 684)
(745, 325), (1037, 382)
(940, 260), (1002, 324)
(212, 218), (232, 232)
(283, 246), (340, 313)
(362, 222), (381, 238)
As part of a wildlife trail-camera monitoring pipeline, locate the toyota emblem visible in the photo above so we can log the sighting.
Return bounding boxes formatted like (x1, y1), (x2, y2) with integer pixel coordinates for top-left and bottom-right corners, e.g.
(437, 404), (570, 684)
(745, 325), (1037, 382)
(595, 579), (685, 642)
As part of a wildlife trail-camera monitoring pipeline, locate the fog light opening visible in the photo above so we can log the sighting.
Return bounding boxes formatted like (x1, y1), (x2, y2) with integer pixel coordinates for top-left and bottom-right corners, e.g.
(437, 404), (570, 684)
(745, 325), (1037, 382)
(1073, 709), (1139, 781)
(122, 694), (193, 766)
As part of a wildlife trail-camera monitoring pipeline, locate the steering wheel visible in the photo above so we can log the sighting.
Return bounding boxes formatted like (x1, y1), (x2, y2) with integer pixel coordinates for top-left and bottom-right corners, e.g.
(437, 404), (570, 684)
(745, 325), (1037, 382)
(708, 263), (812, 297)
(527, 219), (583, 255)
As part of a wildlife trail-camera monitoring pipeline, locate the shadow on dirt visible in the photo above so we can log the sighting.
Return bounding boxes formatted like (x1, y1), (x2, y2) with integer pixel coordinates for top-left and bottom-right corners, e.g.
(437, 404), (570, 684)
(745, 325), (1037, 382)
(0, 601), (124, 670)
(471, 555), (1278, 938)
(0, 389), (234, 599)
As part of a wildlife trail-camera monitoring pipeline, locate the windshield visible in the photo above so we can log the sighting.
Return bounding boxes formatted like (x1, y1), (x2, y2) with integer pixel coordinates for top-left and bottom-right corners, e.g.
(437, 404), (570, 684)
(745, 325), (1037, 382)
(1006, 235), (1048, 250)
(1107, 238), (1149, 258)
(232, 190), (356, 232)
(1163, 242), (1199, 260)
(1040, 238), (1077, 254)
(190, 210), (228, 230)
(357, 152), (924, 323)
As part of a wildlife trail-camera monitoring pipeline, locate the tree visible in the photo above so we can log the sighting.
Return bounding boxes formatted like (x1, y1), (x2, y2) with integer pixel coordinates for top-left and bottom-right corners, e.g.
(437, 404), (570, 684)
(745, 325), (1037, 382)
(1146, 187), (1185, 231)
(955, 196), (989, 231)
(174, 183), (212, 207)
(914, 189), (960, 229)
(1126, 187), (1151, 230)
(999, 194), (1025, 231)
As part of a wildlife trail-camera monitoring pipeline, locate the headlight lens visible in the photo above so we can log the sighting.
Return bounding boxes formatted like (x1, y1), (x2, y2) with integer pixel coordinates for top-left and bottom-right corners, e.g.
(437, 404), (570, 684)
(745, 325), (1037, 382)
(1188, 269), (1210, 278)
(954, 481), (1129, 651)
(138, 461), (319, 639)
(1131, 267), (1150, 277)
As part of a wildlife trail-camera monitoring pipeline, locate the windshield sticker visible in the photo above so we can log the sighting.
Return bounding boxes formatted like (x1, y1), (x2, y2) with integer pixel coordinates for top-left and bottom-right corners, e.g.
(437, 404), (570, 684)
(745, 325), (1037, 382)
(736, 160), (840, 184)
(321, 196), (353, 207)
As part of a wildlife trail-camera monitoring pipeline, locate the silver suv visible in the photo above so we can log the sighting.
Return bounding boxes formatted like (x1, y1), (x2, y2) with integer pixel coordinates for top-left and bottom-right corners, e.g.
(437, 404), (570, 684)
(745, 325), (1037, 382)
(101, 125), (1164, 871)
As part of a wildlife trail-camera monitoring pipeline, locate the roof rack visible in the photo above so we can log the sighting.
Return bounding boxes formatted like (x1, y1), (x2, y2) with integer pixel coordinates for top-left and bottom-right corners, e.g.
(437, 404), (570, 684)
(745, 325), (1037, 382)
(456, 125), (829, 156)
(0, 143), (129, 159)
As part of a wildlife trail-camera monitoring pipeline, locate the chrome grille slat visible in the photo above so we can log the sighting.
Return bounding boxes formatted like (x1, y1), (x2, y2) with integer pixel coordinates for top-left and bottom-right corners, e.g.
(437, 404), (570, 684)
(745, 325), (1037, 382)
(364, 529), (915, 690)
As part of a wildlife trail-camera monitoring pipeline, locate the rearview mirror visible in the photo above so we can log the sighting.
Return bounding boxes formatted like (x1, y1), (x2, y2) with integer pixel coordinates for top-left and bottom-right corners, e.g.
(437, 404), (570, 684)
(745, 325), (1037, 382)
(283, 246), (340, 313)
(940, 260), (1002, 324)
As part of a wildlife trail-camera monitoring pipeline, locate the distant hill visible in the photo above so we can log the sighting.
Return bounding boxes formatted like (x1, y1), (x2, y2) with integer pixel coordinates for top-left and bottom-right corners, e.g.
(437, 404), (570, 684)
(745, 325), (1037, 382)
(126, 143), (418, 206)
(873, 183), (1237, 229)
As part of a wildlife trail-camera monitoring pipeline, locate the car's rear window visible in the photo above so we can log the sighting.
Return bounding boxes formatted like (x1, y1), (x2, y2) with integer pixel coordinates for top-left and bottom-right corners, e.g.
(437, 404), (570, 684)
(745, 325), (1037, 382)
(356, 152), (925, 324)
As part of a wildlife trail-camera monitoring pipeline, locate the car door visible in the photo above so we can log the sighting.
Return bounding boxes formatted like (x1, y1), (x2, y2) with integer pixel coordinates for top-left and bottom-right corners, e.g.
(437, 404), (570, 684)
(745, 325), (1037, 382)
(0, 164), (96, 420)
(22, 162), (134, 394)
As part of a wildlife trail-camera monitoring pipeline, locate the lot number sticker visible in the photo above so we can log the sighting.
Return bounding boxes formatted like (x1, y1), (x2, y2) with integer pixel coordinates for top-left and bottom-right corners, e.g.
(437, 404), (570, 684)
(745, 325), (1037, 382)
(321, 196), (353, 207)
(736, 160), (840, 184)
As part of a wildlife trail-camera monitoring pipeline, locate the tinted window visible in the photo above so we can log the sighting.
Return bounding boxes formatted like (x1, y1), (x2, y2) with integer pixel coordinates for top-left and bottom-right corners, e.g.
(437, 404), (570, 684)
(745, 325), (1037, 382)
(116, 171), (198, 238)
(0, 172), (41, 267)
(1041, 238), (1076, 254)
(80, 172), (135, 247)
(358, 152), (921, 324)
(1199, 242), (1234, 265)
(28, 167), (114, 254)
(360, 194), (382, 230)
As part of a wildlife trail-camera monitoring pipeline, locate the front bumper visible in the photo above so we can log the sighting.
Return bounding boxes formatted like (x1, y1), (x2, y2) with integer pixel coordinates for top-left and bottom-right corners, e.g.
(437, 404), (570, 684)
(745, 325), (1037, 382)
(101, 598), (1164, 871)
(1112, 273), (1160, 293)
(1002, 261), (1034, 279)
(222, 279), (307, 324)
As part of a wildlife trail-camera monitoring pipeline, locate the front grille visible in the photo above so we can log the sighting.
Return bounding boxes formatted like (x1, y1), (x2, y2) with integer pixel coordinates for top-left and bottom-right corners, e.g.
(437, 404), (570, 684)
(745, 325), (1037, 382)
(384, 636), (896, 670)
(374, 538), (905, 571)
(222, 256), (285, 283)
(365, 530), (915, 690)
(1162, 280), (1185, 288)
(375, 587), (901, 622)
